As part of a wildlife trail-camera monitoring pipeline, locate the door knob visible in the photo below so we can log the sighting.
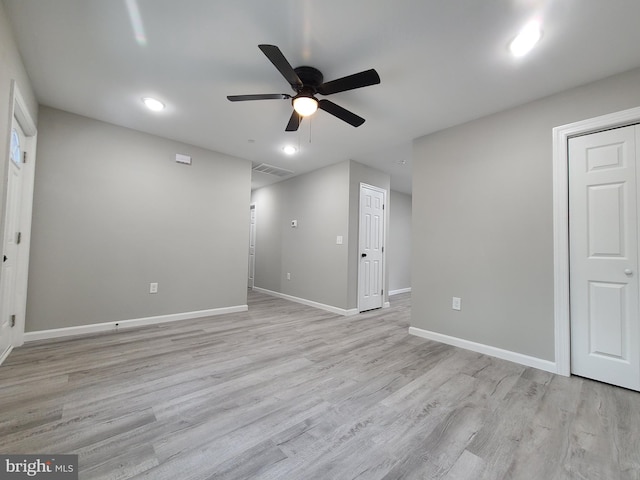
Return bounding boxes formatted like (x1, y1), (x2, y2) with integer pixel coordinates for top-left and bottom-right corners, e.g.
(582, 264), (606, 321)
(624, 268), (633, 276)
(361, 253), (367, 258)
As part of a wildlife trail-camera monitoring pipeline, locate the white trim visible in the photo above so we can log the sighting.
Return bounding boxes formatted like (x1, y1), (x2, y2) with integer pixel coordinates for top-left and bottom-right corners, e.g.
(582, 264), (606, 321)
(408, 326), (557, 374)
(253, 287), (358, 316)
(12, 81), (37, 136)
(248, 203), (256, 289)
(23, 305), (248, 342)
(1, 82), (37, 350)
(389, 287), (411, 295)
(0, 345), (13, 366)
(13, 84), (37, 348)
(552, 105), (640, 377)
(358, 183), (387, 313)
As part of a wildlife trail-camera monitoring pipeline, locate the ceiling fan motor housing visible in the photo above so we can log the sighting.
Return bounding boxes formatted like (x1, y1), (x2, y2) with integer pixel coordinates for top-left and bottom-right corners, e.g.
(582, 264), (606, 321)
(294, 66), (324, 92)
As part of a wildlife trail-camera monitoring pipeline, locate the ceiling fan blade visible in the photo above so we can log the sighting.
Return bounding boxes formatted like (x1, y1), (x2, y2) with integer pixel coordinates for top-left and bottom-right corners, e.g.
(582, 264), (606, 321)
(258, 44), (303, 89)
(285, 110), (302, 131)
(227, 94), (290, 102)
(317, 69), (380, 96)
(318, 99), (365, 127)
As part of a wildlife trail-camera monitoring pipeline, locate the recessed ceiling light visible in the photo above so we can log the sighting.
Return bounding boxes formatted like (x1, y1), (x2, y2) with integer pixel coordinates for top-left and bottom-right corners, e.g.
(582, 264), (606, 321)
(283, 145), (298, 155)
(142, 97), (165, 112)
(509, 21), (542, 58)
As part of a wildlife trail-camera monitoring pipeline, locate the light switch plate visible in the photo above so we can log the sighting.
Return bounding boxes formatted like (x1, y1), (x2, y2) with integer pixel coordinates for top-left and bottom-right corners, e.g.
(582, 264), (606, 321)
(452, 297), (461, 311)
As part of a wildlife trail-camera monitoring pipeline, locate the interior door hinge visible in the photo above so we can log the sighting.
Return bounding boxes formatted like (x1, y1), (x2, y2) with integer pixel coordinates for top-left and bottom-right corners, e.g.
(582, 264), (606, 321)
(16, 232), (22, 244)
(10, 315), (16, 327)
(23, 152), (27, 164)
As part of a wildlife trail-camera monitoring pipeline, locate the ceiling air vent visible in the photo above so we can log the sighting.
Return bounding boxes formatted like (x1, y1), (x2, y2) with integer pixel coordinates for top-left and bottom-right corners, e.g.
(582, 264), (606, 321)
(252, 163), (294, 178)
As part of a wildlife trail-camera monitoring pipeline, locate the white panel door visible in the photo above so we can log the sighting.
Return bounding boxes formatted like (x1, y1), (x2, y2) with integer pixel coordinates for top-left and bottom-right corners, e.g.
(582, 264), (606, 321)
(248, 205), (256, 288)
(569, 124), (640, 391)
(0, 119), (25, 358)
(359, 184), (385, 312)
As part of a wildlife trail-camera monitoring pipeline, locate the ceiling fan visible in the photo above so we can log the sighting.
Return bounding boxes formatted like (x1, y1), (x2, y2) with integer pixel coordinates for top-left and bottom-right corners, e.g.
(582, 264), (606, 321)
(227, 44), (380, 132)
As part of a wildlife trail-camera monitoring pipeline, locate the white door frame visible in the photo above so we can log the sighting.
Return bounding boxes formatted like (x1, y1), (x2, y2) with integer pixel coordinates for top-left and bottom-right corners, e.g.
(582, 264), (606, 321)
(357, 183), (386, 312)
(553, 105), (640, 376)
(1, 81), (37, 353)
(248, 203), (256, 289)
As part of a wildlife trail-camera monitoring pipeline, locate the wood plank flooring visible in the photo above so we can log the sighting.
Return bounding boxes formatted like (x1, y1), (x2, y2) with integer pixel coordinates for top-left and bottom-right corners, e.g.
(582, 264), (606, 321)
(1, 291), (639, 479)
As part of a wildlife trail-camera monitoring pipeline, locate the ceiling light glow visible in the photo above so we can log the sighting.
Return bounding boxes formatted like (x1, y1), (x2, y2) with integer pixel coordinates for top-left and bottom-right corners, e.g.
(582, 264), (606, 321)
(283, 145), (298, 155)
(125, 0), (147, 46)
(509, 21), (542, 57)
(293, 96), (318, 117)
(142, 97), (165, 111)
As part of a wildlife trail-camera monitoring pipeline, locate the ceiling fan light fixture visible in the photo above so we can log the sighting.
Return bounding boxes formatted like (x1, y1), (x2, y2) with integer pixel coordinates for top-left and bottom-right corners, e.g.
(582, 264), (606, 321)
(293, 96), (318, 117)
(228, 45), (379, 131)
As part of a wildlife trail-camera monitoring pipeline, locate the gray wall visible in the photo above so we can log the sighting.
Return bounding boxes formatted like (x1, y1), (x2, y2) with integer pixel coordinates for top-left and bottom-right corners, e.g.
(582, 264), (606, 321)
(412, 67), (640, 362)
(27, 107), (252, 331)
(251, 161), (351, 309)
(388, 190), (411, 293)
(0, 0), (38, 261)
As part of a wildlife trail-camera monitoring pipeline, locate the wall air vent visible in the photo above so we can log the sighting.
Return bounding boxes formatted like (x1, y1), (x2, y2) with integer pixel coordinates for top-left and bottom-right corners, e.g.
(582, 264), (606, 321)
(252, 163), (294, 178)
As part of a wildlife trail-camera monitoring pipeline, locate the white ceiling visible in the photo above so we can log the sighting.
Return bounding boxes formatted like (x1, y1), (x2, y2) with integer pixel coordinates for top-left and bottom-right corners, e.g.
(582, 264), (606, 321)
(4, 0), (640, 194)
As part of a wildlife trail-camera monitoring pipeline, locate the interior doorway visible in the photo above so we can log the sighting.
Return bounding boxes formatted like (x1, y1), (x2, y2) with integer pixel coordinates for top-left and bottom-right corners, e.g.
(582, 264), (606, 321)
(568, 124), (640, 391)
(248, 204), (256, 289)
(553, 105), (640, 388)
(358, 183), (386, 312)
(0, 82), (37, 364)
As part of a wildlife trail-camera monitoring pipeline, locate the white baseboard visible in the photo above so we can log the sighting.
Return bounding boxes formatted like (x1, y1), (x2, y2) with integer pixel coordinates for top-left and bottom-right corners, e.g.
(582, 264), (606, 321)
(0, 345), (13, 367)
(389, 287), (411, 295)
(253, 287), (358, 316)
(408, 326), (557, 374)
(23, 305), (248, 343)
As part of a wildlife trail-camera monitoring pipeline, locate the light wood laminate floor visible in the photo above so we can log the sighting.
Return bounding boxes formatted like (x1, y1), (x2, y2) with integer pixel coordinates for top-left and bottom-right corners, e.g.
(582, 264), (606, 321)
(1, 291), (639, 479)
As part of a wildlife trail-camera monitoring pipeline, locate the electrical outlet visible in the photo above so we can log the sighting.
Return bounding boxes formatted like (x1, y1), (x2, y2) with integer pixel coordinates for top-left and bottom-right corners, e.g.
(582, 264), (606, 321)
(150, 282), (158, 294)
(286, 273), (291, 280)
(452, 297), (461, 311)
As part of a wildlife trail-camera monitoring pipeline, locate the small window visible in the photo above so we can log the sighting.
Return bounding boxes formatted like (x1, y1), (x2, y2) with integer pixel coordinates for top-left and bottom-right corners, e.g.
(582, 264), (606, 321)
(10, 128), (21, 167)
